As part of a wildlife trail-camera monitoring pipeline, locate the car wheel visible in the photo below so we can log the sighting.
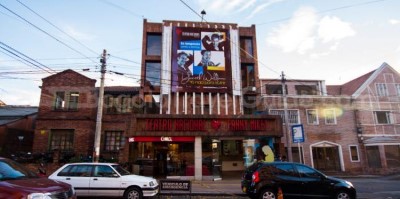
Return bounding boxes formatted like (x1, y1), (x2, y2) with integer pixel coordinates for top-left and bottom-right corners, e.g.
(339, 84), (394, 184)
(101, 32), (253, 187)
(335, 190), (351, 199)
(124, 187), (142, 199)
(258, 188), (276, 199)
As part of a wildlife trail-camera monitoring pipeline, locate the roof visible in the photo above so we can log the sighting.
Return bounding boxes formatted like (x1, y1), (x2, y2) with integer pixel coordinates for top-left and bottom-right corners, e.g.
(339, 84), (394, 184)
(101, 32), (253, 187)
(339, 70), (375, 95)
(104, 86), (140, 93)
(0, 106), (38, 125)
(42, 69), (96, 84)
(325, 62), (398, 96)
(326, 85), (342, 95)
(363, 136), (400, 146)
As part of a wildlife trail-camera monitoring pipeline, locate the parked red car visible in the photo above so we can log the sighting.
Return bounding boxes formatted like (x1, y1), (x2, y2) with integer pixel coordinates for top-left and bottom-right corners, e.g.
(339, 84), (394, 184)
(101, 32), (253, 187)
(0, 157), (76, 198)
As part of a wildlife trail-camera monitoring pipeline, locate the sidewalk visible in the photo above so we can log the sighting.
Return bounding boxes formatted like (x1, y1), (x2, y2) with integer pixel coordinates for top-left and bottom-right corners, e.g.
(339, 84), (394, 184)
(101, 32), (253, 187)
(156, 179), (247, 199)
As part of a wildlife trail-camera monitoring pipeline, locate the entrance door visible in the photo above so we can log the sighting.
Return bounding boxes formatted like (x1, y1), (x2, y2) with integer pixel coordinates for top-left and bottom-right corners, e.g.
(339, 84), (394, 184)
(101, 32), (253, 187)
(211, 139), (222, 180)
(154, 143), (168, 177)
(312, 146), (340, 172)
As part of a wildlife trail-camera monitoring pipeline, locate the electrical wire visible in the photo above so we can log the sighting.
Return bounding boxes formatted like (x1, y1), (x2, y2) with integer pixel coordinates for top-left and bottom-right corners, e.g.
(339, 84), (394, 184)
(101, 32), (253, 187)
(0, 3), (98, 64)
(0, 41), (56, 74)
(16, 0), (99, 58)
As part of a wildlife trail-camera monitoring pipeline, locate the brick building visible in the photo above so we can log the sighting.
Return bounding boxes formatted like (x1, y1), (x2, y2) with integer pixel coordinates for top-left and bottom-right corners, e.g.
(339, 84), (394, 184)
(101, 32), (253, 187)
(328, 62), (400, 173)
(33, 70), (97, 162)
(261, 62), (400, 174)
(0, 106), (37, 158)
(33, 19), (284, 180)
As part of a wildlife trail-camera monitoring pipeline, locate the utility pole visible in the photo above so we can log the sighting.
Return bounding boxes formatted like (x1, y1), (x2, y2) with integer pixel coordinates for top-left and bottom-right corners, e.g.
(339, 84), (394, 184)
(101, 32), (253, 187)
(281, 71), (293, 162)
(93, 49), (107, 162)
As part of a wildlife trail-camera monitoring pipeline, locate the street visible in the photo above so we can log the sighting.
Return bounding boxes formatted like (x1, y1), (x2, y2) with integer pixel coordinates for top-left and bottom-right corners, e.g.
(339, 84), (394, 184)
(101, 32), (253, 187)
(78, 174), (400, 199)
(346, 175), (400, 199)
(155, 175), (400, 199)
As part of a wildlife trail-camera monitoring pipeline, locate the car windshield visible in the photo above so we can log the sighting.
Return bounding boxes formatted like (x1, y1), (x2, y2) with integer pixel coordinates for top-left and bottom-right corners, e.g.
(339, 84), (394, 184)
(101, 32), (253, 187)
(111, 165), (130, 176)
(0, 159), (38, 181)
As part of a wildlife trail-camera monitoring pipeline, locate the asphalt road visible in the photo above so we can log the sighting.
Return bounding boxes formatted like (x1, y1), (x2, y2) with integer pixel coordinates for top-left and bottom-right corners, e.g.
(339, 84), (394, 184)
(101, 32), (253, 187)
(77, 174), (400, 199)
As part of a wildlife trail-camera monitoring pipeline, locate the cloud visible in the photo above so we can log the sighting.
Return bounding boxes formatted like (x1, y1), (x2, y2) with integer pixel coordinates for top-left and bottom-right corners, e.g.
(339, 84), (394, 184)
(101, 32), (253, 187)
(64, 25), (95, 41)
(389, 19), (400, 25)
(197, 0), (283, 17)
(318, 16), (356, 43)
(237, 0), (257, 13)
(267, 6), (356, 54)
(267, 7), (318, 54)
(197, 0), (238, 15)
(246, 0), (284, 19)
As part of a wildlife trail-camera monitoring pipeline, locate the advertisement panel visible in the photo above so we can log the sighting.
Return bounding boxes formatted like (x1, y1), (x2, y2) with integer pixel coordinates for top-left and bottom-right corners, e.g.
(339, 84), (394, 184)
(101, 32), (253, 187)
(171, 27), (232, 93)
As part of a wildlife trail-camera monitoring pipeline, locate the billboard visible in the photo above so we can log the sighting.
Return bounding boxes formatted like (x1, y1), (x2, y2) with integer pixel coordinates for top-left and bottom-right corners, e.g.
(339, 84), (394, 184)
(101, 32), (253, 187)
(171, 27), (232, 93)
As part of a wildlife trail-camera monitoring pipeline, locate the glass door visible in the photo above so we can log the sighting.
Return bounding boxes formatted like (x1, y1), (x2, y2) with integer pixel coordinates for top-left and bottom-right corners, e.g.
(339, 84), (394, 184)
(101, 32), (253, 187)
(211, 139), (222, 180)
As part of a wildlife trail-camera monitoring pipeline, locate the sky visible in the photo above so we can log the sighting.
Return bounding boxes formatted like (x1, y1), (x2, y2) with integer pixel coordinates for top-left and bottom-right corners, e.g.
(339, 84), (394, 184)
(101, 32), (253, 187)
(0, 0), (399, 106)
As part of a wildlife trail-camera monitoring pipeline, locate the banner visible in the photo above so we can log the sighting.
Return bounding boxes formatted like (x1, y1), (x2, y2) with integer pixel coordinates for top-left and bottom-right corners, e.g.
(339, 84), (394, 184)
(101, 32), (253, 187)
(171, 27), (232, 93)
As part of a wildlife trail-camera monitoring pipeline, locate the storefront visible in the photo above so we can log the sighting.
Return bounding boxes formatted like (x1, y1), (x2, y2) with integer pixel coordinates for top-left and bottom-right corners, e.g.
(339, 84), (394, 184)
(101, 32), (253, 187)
(127, 115), (282, 180)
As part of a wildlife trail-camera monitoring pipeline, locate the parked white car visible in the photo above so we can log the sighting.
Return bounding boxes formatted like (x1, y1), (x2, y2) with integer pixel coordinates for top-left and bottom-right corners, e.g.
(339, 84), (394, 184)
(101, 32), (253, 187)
(48, 162), (159, 199)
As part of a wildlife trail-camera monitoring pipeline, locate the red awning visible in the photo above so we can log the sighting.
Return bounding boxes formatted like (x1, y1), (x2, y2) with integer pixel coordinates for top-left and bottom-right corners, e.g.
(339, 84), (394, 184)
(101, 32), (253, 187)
(128, 136), (195, 142)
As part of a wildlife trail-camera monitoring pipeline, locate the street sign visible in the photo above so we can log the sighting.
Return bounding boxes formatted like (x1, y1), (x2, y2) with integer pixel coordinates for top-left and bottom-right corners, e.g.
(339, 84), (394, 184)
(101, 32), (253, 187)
(291, 124), (305, 143)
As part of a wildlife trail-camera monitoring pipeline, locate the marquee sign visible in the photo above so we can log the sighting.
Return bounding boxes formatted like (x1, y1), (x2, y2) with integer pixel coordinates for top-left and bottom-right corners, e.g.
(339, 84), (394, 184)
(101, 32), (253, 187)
(141, 118), (269, 132)
(128, 136), (195, 142)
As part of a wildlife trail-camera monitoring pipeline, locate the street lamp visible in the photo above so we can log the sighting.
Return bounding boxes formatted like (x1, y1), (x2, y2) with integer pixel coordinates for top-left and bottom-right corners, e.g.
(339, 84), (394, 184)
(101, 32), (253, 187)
(18, 135), (24, 152)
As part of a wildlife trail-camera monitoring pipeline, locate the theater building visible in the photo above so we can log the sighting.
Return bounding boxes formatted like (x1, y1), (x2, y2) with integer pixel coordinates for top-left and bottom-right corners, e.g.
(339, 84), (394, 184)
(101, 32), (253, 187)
(131, 19), (283, 180)
(33, 19), (284, 181)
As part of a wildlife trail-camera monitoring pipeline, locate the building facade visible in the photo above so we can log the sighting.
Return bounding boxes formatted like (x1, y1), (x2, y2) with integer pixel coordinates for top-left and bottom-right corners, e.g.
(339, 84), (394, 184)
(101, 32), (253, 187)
(328, 63), (400, 173)
(32, 19), (284, 180)
(260, 78), (361, 173)
(261, 62), (400, 174)
(130, 19), (283, 180)
(0, 106), (38, 158)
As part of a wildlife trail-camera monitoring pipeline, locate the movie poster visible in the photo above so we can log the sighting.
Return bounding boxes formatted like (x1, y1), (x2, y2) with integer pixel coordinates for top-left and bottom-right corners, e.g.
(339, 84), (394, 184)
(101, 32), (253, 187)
(171, 27), (232, 93)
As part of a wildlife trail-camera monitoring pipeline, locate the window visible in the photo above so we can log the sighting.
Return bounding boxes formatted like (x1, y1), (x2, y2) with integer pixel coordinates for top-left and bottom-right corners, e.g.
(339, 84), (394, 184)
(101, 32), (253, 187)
(306, 109), (318, 125)
(145, 62), (161, 87)
(324, 109), (337, 124)
(239, 37), (253, 58)
(349, 145), (360, 162)
(50, 129), (74, 152)
(295, 85), (317, 95)
(384, 145), (400, 168)
(58, 165), (92, 177)
(269, 109), (299, 124)
(396, 84), (400, 96)
(94, 165), (117, 177)
(54, 92), (65, 110)
(54, 91), (79, 111)
(375, 111), (392, 124)
(146, 34), (162, 56)
(376, 83), (388, 96)
(265, 84), (287, 95)
(274, 164), (296, 176)
(68, 92), (79, 110)
(294, 164), (320, 178)
(241, 64), (255, 88)
(104, 131), (123, 152)
(105, 95), (132, 114)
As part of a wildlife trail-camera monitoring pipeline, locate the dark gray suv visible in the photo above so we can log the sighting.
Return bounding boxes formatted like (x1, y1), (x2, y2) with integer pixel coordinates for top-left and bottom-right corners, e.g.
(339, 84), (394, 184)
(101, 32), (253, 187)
(241, 162), (356, 199)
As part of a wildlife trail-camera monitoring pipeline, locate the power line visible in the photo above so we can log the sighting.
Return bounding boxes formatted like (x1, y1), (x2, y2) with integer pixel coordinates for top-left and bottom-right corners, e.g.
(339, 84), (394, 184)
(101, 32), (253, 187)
(98, 0), (144, 18)
(0, 3), (97, 64)
(16, 0), (99, 58)
(0, 41), (55, 74)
